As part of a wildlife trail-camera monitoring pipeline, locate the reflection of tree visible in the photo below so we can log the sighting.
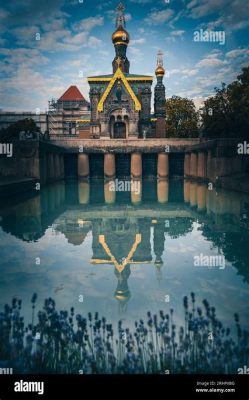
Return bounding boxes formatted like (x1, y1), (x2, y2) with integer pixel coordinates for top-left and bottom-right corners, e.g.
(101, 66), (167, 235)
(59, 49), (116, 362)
(202, 225), (249, 284)
(166, 217), (193, 239)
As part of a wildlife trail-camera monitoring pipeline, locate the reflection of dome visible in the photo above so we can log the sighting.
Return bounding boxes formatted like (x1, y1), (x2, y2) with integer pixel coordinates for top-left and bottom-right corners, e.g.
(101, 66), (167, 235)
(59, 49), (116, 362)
(155, 257), (163, 266)
(115, 289), (131, 302)
(112, 27), (130, 45)
(155, 65), (165, 76)
(64, 232), (88, 246)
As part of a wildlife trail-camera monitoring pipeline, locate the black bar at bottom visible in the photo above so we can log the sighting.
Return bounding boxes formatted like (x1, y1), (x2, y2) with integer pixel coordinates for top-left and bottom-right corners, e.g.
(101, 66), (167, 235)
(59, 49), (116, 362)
(0, 374), (248, 399)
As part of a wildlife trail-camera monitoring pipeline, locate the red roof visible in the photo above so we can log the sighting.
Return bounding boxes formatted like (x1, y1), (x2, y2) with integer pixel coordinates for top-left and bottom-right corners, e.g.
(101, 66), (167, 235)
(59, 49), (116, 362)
(59, 85), (85, 101)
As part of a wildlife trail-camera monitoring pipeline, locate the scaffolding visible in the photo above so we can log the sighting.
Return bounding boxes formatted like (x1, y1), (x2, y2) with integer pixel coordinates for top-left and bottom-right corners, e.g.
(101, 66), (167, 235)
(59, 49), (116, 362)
(48, 99), (60, 136)
(48, 98), (90, 138)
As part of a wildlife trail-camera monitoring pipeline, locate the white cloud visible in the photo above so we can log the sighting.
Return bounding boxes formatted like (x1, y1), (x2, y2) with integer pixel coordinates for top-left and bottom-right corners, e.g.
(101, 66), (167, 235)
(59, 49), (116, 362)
(88, 36), (102, 48)
(171, 30), (185, 36)
(226, 49), (249, 58)
(196, 57), (228, 68)
(145, 9), (174, 25)
(73, 16), (104, 32)
(187, 0), (249, 32)
(130, 38), (145, 45)
(129, 47), (143, 64)
(182, 68), (199, 77)
(0, 48), (49, 66)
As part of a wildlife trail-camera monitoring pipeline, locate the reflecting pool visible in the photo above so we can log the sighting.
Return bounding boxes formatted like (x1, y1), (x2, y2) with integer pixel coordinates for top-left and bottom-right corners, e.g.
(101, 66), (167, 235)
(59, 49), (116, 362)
(0, 179), (249, 373)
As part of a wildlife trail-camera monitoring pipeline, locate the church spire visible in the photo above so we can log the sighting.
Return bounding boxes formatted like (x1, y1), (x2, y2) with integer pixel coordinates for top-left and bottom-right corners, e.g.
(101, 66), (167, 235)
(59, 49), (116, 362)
(155, 50), (165, 77)
(154, 50), (166, 127)
(112, 3), (130, 73)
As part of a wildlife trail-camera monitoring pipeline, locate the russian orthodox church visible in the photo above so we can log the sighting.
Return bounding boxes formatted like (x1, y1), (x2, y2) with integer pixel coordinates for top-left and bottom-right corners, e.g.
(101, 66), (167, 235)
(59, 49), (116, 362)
(87, 2), (166, 139)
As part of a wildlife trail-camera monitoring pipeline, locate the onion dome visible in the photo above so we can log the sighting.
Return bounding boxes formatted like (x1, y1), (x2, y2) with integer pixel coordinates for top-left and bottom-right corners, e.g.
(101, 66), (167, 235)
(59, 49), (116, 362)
(155, 65), (165, 76)
(112, 27), (130, 46)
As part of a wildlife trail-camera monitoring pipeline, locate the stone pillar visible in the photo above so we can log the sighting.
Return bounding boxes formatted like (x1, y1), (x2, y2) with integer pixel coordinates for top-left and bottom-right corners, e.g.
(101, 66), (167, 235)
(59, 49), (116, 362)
(54, 153), (60, 180)
(184, 153), (190, 177)
(190, 182), (197, 207)
(78, 182), (90, 204)
(206, 150), (212, 182)
(40, 152), (47, 185)
(131, 153), (142, 178)
(48, 153), (55, 182)
(60, 154), (65, 179)
(197, 152), (207, 179)
(157, 153), (169, 178)
(184, 179), (190, 203)
(190, 153), (198, 177)
(78, 154), (89, 179)
(55, 183), (61, 208)
(157, 179), (169, 203)
(104, 153), (115, 179)
(104, 180), (116, 204)
(131, 179), (142, 204)
(197, 184), (207, 211)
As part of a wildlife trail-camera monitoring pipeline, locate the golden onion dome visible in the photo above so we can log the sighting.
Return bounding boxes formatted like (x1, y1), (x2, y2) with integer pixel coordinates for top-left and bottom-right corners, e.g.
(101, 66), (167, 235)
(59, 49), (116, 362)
(155, 65), (165, 76)
(114, 290), (131, 302)
(112, 27), (130, 46)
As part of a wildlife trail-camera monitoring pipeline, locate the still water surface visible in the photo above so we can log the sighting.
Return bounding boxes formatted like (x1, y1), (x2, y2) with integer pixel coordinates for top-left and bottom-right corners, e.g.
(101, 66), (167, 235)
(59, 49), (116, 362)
(0, 179), (249, 335)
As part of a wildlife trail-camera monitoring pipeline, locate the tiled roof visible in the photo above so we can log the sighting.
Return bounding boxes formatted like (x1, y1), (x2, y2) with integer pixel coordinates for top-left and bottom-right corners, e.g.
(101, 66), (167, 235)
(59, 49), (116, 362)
(59, 85), (85, 101)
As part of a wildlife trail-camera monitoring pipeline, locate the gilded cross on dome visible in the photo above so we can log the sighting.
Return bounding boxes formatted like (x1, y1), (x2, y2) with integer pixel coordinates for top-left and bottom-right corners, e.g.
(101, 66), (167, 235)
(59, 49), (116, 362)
(116, 2), (126, 27)
(157, 50), (164, 67)
(116, 3), (125, 15)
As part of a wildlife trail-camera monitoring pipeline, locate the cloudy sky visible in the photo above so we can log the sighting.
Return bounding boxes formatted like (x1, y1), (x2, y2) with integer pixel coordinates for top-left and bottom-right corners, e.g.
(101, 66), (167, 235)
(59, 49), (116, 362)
(0, 0), (248, 111)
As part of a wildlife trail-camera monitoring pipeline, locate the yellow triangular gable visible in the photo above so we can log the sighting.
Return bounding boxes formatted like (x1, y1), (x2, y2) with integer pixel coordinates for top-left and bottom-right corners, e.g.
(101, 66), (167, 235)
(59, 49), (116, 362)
(97, 67), (141, 112)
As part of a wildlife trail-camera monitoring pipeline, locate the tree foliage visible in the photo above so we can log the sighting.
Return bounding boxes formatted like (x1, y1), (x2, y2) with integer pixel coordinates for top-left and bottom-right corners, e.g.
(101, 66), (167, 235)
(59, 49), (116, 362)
(201, 66), (249, 138)
(0, 118), (40, 142)
(166, 96), (199, 138)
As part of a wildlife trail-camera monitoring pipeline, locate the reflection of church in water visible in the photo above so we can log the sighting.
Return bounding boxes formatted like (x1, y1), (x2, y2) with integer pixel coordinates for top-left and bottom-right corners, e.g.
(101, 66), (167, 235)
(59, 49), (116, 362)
(90, 218), (166, 311)
(1, 180), (248, 311)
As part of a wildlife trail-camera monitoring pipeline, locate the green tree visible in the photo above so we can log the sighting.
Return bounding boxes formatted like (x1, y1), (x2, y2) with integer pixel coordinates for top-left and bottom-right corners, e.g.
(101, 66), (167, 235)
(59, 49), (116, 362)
(166, 96), (199, 137)
(201, 66), (249, 138)
(0, 118), (40, 142)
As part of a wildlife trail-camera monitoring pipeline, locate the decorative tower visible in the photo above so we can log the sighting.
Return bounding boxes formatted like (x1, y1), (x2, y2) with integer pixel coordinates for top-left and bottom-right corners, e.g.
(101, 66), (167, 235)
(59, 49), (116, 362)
(112, 3), (130, 74)
(154, 50), (166, 138)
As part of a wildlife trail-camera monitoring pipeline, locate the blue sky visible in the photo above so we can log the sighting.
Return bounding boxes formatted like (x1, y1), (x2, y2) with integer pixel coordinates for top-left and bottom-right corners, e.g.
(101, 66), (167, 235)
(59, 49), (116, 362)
(0, 0), (248, 111)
